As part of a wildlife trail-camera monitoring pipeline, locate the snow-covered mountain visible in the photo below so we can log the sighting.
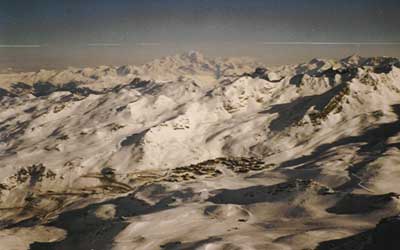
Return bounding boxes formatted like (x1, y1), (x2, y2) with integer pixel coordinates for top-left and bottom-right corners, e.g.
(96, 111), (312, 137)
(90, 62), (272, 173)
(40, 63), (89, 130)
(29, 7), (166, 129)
(0, 51), (261, 90)
(0, 53), (400, 250)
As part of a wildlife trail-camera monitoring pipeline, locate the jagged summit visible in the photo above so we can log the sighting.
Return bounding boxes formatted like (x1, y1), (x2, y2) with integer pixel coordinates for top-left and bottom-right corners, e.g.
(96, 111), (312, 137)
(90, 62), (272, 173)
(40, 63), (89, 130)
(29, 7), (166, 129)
(341, 54), (365, 65)
(148, 50), (208, 65)
(180, 50), (206, 63)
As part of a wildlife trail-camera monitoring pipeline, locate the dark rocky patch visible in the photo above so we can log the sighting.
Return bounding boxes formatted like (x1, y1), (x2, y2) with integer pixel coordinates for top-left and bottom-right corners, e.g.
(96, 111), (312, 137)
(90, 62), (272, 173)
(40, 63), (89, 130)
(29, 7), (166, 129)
(309, 85), (350, 125)
(44, 145), (60, 152)
(53, 104), (65, 113)
(10, 82), (32, 94)
(49, 126), (64, 137)
(316, 67), (358, 83)
(120, 129), (148, 147)
(249, 67), (267, 78)
(24, 106), (37, 113)
(101, 167), (116, 180)
(33, 82), (58, 97)
(107, 123), (125, 131)
(59, 82), (102, 96)
(74, 87), (101, 96)
(160, 241), (182, 249)
(245, 67), (284, 82)
(374, 64), (393, 74)
(289, 74), (304, 87)
(363, 56), (399, 68)
(0, 88), (16, 99)
(11, 163), (56, 186)
(3, 79), (115, 99)
(261, 82), (348, 130)
(56, 134), (69, 140)
(116, 105), (127, 112)
(0, 120), (30, 142)
(129, 77), (151, 88)
(31, 107), (50, 119)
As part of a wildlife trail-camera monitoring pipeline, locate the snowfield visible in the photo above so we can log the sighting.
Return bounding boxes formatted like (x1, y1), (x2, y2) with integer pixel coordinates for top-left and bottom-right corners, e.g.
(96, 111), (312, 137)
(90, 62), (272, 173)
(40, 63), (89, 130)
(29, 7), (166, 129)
(0, 52), (400, 250)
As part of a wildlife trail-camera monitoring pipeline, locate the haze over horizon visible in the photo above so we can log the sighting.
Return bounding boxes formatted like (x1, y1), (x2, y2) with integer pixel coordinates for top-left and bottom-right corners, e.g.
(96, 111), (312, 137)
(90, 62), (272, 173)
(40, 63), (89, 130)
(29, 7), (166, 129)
(1, 0), (400, 71)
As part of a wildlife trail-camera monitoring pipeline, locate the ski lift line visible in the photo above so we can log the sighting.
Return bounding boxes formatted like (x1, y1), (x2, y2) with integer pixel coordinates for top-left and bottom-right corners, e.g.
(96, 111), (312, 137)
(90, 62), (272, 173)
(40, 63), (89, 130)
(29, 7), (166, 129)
(348, 163), (375, 193)
(350, 172), (375, 193)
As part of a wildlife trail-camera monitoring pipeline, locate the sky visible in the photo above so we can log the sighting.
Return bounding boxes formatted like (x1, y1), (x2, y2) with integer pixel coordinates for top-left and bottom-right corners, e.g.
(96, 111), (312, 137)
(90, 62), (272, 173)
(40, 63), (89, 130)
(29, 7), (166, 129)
(1, 0), (400, 71)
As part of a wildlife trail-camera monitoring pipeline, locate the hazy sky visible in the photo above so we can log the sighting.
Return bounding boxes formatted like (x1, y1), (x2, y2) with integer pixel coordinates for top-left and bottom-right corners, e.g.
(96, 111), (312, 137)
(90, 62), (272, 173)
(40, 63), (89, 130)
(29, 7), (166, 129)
(1, 0), (400, 71)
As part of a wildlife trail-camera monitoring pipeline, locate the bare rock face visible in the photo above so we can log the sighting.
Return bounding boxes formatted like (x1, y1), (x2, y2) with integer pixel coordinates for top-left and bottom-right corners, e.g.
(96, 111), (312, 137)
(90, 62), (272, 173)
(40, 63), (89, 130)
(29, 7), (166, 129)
(0, 88), (14, 99)
(247, 67), (283, 82)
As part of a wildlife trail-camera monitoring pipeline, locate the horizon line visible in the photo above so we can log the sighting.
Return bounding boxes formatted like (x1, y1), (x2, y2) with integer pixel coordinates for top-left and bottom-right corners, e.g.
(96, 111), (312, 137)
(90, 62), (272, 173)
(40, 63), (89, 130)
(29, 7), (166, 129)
(0, 44), (42, 48)
(261, 42), (400, 45)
